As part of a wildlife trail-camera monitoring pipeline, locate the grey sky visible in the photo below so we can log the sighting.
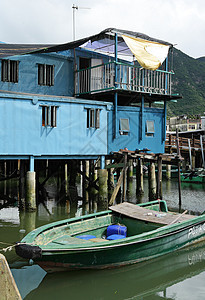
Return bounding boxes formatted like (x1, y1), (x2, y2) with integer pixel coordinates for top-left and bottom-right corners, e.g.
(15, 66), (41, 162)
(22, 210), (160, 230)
(0, 0), (204, 58)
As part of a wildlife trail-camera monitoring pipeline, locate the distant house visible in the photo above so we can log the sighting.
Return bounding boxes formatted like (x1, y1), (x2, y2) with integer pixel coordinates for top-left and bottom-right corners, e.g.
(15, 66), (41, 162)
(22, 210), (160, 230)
(167, 114), (203, 132)
(0, 28), (180, 168)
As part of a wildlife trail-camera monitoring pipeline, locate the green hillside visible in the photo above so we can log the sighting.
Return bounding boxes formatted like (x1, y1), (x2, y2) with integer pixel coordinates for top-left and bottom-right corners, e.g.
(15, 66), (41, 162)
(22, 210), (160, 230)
(167, 48), (205, 117)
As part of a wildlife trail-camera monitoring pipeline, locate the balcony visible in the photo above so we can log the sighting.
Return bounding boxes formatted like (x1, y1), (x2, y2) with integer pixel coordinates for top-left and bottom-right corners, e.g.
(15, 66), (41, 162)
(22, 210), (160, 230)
(75, 61), (174, 99)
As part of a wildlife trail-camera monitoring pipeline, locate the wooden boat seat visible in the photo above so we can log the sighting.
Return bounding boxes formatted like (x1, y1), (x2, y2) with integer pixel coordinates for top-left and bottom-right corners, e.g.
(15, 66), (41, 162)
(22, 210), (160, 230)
(109, 202), (195, 226)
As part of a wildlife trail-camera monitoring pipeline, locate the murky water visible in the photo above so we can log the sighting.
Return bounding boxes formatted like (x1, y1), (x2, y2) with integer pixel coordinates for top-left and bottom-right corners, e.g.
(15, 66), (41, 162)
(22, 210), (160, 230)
(1, 177), (205, 299)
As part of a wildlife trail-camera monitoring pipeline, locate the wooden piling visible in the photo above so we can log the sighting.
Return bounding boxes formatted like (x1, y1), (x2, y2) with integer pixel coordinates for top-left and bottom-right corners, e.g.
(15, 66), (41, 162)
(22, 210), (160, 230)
(136, 158), (144, 195)
(107, 160), (115, 194)
(157, 156), (163, 199)
(176, 129), (182, 208)
(166, 164), (171, 180)
(98, 168), (108, 202)
(148, 162), (156, 201)
(26, 171), (36, 211)
(64, 162), (69, 196)
(122, 153), (128, 202)
(19, 160), (26, 210)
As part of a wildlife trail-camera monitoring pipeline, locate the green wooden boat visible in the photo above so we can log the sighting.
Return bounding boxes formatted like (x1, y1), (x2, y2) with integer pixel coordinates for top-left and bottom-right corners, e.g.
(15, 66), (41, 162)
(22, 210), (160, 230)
(15, 200), (205, 272)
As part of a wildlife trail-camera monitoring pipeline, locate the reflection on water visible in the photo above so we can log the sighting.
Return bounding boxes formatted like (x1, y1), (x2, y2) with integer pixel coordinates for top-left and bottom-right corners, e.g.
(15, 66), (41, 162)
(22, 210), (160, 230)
(0, 177), (205, 299)
(10, 242), (205, 300)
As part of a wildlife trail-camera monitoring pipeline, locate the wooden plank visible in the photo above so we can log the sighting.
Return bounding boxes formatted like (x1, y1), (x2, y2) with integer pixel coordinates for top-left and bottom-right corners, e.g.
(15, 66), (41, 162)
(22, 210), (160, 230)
(0, 254), (22, 300)
(109, 202), (194, 225)
(109, 170), (124, 205)
(105, 163), (124, 169)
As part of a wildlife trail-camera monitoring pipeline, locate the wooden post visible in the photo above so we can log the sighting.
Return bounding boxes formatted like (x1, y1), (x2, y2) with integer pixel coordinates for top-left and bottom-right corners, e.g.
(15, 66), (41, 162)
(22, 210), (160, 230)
(127, 160), (133, 197)
(26, 156), (36, 211)
(4, 160), (7, 195)
(107, 160), (114, 195)
(136, 158), (144, 195)
(157, 156), (163, 199)
(122, 153), (127, 202)
(19, 160), (26, 210)
(65, 162), (68, 196)
(148, 162), (156, 201)
(26, 171), (36, 211)
(166, 164), (171, 180)
(176, 129), (182, 208)
(98, 169), (108, 202)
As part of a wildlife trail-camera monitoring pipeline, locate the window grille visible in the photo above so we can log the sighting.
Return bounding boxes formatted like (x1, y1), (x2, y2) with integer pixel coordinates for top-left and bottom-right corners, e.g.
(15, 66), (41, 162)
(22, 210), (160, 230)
(42, 105), (57, 127)
(1, 60), (19, 83)
(86, 108), (101, 129)
(38, 64), (54, 86)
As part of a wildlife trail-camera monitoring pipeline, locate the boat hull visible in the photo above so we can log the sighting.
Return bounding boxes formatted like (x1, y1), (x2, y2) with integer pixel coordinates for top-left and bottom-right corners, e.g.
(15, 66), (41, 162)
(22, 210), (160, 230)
(35, 219), (205, 272)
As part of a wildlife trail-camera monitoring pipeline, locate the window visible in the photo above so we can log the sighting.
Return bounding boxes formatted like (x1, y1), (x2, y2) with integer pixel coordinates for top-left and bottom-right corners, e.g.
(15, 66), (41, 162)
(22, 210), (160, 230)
(146, 120), (155, 136)
(42, 105), (57, 127)
(1, 59), (19, 83)
(119, 118), (130, 135)
(86, 108), (100, 129)
(38, 64), (54, 86)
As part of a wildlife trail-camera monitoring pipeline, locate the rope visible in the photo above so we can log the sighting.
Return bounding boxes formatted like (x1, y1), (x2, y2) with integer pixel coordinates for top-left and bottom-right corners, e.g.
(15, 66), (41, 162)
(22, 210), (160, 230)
(0, 242), (27, 253)
(0, 243), (16, 252)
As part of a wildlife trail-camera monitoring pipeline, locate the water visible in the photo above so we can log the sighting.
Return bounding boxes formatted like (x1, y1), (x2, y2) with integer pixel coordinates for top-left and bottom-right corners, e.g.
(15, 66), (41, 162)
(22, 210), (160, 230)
(1, 178), (205, 299)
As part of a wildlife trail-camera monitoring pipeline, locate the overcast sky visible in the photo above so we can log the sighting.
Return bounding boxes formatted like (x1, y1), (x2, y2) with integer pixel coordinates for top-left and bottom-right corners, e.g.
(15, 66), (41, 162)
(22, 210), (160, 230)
(0, 0), (204, 58)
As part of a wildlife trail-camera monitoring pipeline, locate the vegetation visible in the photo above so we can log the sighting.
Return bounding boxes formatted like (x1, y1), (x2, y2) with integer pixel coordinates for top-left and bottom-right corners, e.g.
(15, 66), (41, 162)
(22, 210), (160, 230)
(167, 48), (205, 117)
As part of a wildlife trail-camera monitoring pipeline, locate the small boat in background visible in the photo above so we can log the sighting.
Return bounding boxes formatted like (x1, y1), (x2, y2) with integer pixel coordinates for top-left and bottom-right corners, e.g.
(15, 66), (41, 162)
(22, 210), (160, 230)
(181, 168), (205, 183)
(15, 200), (205, 272)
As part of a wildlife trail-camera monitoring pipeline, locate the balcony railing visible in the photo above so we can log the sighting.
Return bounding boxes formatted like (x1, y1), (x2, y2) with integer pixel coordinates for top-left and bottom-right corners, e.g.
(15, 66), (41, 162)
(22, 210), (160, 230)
(75, 61), (174, 96)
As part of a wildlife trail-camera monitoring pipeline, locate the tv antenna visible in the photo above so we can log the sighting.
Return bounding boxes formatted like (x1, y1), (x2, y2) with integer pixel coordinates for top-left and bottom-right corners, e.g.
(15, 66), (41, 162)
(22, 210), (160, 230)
(72, 4), (91, 41)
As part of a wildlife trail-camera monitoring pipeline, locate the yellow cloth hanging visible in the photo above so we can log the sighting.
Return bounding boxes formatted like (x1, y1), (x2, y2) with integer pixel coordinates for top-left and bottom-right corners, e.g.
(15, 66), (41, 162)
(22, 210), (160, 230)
(122, 34), (170, 71)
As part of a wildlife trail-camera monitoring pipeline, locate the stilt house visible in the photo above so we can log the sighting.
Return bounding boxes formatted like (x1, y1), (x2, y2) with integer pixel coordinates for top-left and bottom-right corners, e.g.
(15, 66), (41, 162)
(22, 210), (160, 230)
(0, 28), (180, 171)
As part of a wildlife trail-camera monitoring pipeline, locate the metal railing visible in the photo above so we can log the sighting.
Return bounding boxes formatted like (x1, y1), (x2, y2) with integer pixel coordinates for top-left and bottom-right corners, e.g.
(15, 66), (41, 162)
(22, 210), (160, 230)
(75, 61), (174, 96)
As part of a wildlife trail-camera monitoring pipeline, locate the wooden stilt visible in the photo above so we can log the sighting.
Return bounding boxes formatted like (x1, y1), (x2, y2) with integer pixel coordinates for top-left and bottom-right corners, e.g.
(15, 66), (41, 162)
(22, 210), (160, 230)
(157, 156), (163, 199)
(136, 158), (144, 195)
(166, 164), (171, 180)
(19, 160), (25, 210)
(148, 162), (156, 201)
(122, 153), (128, 202)
(176, 129), (182, 208)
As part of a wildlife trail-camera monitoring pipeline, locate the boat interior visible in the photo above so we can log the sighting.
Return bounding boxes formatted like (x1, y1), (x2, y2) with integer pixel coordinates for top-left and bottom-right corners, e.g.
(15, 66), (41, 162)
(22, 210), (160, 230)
(33, 201), (194, 248)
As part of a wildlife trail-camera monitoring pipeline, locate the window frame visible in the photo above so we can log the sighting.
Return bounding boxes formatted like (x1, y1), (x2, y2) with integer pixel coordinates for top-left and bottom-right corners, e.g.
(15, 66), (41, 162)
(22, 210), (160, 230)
(146, 120), (155, 137)
(41, 105), (58, 127)
(119, 118), (130, 135)
(38, 64), (54, 86)
(86, 108), (101, 129)
(1, 59), (19, 83)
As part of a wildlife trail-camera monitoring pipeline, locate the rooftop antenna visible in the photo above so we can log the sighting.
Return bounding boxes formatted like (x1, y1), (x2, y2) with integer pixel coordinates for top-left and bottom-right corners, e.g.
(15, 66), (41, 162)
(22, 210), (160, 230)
(72, 4), (91, 41)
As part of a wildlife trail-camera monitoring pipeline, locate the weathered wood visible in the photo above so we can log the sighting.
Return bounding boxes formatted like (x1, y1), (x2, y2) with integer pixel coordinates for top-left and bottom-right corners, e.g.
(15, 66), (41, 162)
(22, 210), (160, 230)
(109, 202), (194, 225)
(157, 156), (162, 199)
(109, 170), (124, 205)
(176, 129), (182, 207)
(148, 162), (156, 201)
(0, 254), (22, 299)
(122, 154), (128, 202)
(136, 158), (144, 195)
(168, 210), (188, 225)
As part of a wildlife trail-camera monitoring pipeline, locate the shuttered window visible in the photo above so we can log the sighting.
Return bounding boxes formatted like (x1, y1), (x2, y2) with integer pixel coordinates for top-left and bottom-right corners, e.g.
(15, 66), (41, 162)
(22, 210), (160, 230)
(1, 60), (19, 83)
(42, 105), (57, 127)
(86, 108), (101, 129)
(38, 64), (54, 86)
